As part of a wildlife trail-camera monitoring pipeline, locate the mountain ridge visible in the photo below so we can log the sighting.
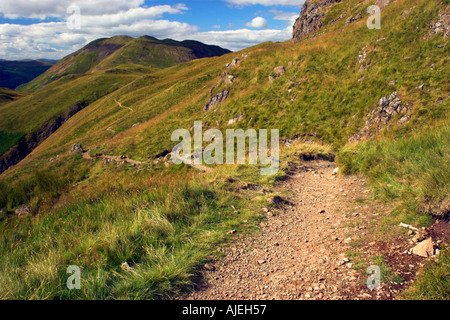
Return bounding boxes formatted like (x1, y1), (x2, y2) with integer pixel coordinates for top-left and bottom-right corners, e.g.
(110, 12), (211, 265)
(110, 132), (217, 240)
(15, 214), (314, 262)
(19, 36), (231, 90)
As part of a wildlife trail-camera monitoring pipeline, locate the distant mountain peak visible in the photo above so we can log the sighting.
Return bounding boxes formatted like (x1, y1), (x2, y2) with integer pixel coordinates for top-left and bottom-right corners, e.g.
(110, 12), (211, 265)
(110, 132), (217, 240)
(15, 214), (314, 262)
(20, 36), (231, 90)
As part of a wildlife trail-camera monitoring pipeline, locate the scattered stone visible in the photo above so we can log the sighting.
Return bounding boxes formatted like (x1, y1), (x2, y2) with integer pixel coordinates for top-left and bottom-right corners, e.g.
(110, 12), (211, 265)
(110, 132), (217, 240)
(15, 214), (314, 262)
(227, 58), (240, 68)
(204, 263), (216, 271)
(104, 158), (116, 164)
(411, 238), (433, 257)
(227, 230), (237, 235)
(69, 144), (84, 154)
(358, 51), (367, 64)
(346, 13), (362, 25)
(428, 7), (450, 38)
(228, 114), (244, 125)
(14, 205), (30, 216)
(359, 293), (372, 299)
(266, 195), (290, 207)
(332, 167), (339, 176)
(225, 75), (235, 85)
(274, 66), (286, 76)
(120, 262), (133, 272)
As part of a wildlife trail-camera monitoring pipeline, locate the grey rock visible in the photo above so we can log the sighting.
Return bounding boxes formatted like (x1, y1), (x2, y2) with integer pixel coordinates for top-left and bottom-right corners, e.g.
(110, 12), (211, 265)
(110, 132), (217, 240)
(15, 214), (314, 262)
(349, 92), (411, 141)
(15, 204), (30, 216)
(225, 75), (235, 85)
(204, 90), (230, 111)
(274, 66), (286, 76)
(292, 0), (342, 42)
(69, 144), (84, 153)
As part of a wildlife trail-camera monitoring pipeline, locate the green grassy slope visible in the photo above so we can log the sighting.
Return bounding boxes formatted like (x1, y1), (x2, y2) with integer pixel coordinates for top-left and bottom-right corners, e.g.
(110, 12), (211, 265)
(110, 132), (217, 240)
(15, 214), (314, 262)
(0, 87), (25, 105)
(0, 71), (140, 157)
(0, 0), (448, 299)
(19, 36), (231, 91)
(0, 36), (230, 158)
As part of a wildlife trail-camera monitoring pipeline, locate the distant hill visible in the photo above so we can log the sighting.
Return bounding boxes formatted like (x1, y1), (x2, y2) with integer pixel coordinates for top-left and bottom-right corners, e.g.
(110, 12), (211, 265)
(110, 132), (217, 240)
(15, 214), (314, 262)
(20, 35), (231, 90)
(0, 59), (56, 89)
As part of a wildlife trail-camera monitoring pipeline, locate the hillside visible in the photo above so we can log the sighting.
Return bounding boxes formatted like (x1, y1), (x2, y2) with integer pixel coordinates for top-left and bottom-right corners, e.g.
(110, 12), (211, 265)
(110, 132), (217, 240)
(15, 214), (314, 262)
(0, 0), (448, 300)
(19, 36), (231, 91)
(0, 36), (231, 174)
(0, 59), (56, 89)
(0, 87), (25, 105)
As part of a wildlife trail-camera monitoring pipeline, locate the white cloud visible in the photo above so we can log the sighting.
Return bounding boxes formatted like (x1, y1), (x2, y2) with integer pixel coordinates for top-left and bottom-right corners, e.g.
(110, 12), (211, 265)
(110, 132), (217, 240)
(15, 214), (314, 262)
(0, 4), (195, 60)
(0, 2), (297, 60)
(225, 0), (305, 7)
(0, 0), (145, 19)
(188, 27), (291, 52)
(245, 17), (268, 29)
(270, 9), (299, 25)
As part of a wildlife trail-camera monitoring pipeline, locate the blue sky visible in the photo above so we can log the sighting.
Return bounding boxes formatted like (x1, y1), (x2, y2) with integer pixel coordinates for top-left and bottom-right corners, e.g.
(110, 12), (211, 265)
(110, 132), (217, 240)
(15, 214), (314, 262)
(0, 0), (304, 60)
(142, 1), (297, 31)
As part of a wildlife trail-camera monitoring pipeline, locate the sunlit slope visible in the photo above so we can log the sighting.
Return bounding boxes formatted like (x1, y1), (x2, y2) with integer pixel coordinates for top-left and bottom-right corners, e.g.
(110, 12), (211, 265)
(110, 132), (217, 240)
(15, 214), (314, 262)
(4, 0), (446, 176)
(0, 70), (141, 157)
(19, 36), (231, 91)
(0, 88), (25, 106)
(0, 0), (448, 300)
(18, 36), (133, 91)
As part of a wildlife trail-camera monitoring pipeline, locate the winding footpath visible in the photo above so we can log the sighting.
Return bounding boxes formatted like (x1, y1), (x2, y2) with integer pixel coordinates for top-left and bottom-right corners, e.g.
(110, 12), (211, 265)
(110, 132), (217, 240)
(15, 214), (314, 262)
(187, 160), (426, 300)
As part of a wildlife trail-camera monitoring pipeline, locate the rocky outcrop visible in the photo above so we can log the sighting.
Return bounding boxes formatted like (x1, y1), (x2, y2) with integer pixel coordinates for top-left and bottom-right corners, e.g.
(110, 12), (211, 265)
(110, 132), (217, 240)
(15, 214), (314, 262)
(345, 13), (362, 25)
(292, 0), (342, 42)
(429, 6), (450, 38)
(203, 90), (229, 111)
(349, 92), (411, 141)
(69, 144), (84, 154)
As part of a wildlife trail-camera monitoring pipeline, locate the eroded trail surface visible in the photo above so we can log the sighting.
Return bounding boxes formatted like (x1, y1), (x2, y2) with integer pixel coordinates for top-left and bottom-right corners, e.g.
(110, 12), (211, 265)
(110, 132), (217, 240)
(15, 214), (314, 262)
(188, 160), (425, 300)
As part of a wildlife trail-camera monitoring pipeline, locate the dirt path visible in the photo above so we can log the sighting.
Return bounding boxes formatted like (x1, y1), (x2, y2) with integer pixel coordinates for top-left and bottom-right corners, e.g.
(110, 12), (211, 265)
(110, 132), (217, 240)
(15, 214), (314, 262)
(187, 160), (426, 300)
